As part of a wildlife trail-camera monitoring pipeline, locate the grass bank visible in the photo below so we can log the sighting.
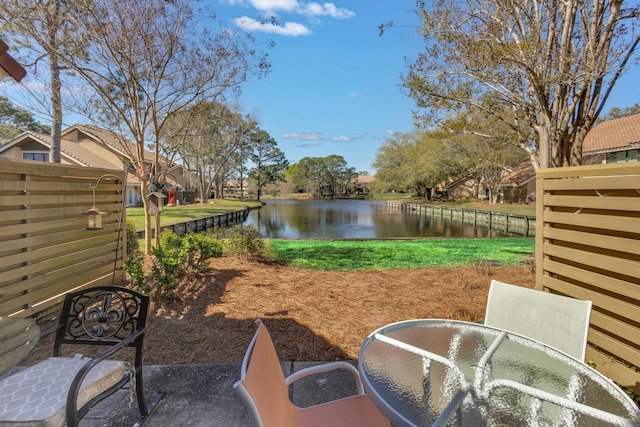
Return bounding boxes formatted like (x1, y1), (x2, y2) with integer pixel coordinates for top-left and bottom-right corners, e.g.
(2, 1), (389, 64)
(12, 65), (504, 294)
(126, 199), (262, 231)
(268, 238), (535, 271)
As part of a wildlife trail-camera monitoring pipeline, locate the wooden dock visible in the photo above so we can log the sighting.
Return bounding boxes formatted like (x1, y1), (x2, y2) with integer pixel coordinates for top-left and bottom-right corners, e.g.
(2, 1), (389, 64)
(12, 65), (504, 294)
(386, 202), (536, 237)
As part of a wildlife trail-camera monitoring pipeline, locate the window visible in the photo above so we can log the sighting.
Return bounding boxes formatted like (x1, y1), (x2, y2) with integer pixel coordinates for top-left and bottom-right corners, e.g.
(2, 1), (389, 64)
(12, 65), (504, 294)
(606, 150), (638, 164)
(22, 152), (49, 162)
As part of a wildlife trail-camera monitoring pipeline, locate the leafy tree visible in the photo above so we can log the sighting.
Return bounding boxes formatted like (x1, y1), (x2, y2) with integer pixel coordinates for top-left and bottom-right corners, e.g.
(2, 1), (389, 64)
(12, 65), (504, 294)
(373, 131), (450, 199)
(50, 0), (269, 253)
(290, 155), (357, 198)
(0, 96), (51, 143)
(401, 0), (640, 169)
(248, 129), (288, 201)
(162, 102), (257, 204)
(596, 103), (640, 123)
(441, 112), (527, 203)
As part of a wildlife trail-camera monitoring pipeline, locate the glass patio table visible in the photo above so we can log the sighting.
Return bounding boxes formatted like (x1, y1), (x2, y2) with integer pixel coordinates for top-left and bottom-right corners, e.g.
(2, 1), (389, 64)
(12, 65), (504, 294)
(358, 319), (640, 427)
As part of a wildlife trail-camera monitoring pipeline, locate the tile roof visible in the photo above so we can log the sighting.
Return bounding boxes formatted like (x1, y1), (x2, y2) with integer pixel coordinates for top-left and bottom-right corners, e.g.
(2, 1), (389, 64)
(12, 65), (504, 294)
(2, 131), (121, 170)
(501, 159), (536, 186)
(65, 124), (171, 166)
(583, 113), (640, 154)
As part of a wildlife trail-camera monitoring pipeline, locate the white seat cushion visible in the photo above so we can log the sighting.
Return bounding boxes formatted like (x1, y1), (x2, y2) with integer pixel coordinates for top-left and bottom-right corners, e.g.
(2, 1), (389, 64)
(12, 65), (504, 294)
(0, 357), (126, 427)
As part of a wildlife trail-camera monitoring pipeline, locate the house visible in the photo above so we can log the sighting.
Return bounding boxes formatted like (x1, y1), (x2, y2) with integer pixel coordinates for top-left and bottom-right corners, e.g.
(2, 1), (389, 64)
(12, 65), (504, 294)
(445, 175), (484, 200)
(354, 175), (375, 194)
(0, 124), (183, 207)
(499, 159), (537, 204)
(583, 113), (640, 164)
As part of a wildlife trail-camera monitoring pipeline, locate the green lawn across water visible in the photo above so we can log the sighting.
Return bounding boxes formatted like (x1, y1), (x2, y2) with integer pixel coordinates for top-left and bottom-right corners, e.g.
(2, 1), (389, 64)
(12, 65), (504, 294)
(126, 200), (262, 231)
(268, 238), (535, 271)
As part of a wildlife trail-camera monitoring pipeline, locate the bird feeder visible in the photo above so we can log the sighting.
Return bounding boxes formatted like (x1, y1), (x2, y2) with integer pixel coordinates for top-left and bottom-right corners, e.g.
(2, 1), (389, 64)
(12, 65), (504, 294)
(85, 207), (107, 230)
(148, 192), (167, 214)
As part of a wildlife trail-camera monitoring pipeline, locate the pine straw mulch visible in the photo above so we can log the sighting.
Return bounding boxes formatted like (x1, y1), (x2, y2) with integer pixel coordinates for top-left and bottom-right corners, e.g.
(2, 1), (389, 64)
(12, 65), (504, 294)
(25, 255), (536, 365)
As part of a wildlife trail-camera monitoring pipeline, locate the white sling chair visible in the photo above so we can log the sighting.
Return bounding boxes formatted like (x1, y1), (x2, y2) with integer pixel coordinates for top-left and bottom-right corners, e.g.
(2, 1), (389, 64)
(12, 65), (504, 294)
(484, 280), (592, 361)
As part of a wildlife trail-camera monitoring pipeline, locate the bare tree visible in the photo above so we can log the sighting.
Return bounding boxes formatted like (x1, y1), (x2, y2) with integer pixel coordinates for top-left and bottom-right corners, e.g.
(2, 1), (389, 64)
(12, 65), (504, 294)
(402, 0), (639, 169)
(56, 0), (269, 253)
(1, 0), (79, 163)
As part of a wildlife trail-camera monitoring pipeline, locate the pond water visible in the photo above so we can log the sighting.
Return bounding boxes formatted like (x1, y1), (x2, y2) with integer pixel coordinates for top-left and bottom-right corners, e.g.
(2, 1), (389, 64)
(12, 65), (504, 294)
(243, 200), (520, 239)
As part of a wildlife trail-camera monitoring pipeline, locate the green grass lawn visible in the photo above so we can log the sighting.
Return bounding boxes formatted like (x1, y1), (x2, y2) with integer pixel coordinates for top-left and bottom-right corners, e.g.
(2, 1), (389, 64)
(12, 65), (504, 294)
(268, 238), (535, 271)
(126, 199), (262, 230)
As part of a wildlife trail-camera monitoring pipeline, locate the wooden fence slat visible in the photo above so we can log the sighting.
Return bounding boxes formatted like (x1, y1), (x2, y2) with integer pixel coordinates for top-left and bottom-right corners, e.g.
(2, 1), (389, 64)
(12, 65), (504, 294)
(537, 162), (640, 179)
(543, 175), (640, 190)
(0, 265), (116, 317)
(543, 227), (640, 256)
(0, 233), (117, 270)
(544, 194), (640, 211)
(0, 242), (119, 284)
(0, 258), (119, 302)
(590, 310), (640, 353)
(543, 211), (640, 234)
(0, 226), (118, 253)
(542, 276), (640, 323)
(0, 213), (120, 237)
(543, 243), (640, 278)
(587, 328), (640, 371)
(543, 260), (640, 303)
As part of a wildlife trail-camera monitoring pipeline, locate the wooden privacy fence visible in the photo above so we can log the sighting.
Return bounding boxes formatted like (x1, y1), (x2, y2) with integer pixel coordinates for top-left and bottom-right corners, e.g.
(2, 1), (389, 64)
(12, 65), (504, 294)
(536, 163), (640, 392)
(0, 159), (126, 319)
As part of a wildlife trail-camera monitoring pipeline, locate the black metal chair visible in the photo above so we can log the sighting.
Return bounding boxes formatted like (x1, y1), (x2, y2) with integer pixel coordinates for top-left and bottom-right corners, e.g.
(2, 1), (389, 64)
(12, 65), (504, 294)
(0, 286), (163, 426)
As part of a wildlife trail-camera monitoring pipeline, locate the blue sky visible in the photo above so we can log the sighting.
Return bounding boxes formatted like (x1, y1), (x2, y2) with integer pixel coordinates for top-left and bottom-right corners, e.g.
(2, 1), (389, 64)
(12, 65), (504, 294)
(213, 1), (426, 174)
(213, 0), (640, 175)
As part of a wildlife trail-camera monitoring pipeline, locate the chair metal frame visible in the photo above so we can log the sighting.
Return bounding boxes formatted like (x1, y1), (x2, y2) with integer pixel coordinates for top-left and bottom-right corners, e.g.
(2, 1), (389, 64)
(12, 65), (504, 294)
(51, 285), (164, 426)
(0, 286), (164, 427)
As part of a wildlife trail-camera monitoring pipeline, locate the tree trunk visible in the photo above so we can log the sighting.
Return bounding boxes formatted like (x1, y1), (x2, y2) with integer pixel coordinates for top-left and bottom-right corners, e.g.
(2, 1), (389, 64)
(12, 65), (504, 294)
(142, 181), (152, 255)
(47, 0), (62, 163)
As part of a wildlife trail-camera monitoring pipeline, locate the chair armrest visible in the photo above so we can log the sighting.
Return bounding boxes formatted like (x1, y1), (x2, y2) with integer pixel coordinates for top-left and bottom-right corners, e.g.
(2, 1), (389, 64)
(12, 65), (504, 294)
(66, 328), (146, 420)
(285, 361), (365, 394)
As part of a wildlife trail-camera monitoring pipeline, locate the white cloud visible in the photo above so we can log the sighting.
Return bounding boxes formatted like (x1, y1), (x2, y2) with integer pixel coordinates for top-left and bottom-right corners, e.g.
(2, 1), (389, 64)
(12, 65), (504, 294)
(229, 1), (355, 36)
(220, 0), (248, 5)
(350, 92), (358, 98)
(299, 3), (355, 19)
(282, 132), (322, 140)
(250, 0), (300, 13)
(331, 136), (351, 142)
(233, 16), (311, 36)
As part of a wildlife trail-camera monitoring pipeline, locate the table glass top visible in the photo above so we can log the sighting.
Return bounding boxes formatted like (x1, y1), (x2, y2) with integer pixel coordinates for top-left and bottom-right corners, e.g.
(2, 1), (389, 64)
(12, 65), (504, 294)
(359, 319), (640, 427)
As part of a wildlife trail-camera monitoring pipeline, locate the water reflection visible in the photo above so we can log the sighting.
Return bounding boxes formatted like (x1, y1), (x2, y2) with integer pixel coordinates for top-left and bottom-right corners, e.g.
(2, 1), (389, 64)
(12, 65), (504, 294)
(244, 200), (521, 239)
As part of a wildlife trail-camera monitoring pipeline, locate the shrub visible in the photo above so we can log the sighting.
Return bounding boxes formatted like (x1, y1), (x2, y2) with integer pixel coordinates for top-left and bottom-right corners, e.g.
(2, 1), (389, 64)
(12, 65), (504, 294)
(150, 231), (188, 301)
(184, 233), (223, 271)
(224, 224), (265, 258)
(123, 219), (146, 290)
(125, 219), (140, 256)
(149, 231), (223, 301)
(124, 252), (147, 292)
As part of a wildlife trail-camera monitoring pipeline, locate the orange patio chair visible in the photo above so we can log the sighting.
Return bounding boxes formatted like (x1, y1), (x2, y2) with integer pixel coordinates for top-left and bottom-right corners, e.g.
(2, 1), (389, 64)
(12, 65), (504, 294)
(234, 319), (390, 427)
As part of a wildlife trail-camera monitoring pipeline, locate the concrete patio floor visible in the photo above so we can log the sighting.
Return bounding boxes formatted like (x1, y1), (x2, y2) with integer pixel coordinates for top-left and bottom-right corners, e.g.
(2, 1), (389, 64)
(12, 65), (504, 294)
(81, 362), (363, 427)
